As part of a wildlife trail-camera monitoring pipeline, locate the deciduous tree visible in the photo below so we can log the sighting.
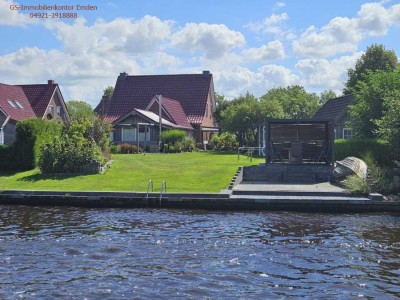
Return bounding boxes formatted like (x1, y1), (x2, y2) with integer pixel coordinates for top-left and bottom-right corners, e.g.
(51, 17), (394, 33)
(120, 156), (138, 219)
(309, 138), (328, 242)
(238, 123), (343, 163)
(344, 44), (398, 94)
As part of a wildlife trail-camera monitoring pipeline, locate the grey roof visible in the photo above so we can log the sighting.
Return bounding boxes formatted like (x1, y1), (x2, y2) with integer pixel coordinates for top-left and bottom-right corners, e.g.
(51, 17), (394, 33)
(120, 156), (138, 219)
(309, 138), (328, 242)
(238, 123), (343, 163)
(312, 95), (354, 121)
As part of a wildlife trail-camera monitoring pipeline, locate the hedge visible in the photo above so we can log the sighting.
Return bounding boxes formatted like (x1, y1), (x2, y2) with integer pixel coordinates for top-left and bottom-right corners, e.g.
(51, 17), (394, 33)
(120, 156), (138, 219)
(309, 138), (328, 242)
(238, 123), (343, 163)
(0, 119), (63, 171)
(334, 138), (393, 166)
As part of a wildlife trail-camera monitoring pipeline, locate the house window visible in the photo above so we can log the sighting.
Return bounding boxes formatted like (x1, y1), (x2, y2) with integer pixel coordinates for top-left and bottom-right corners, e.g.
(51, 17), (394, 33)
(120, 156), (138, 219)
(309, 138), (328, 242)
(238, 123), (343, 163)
(122, 127), (136, 142)
(0, 128), (4, 145)
(110, 131), (114, 142)
(343, 128), (353, 139)
(56, 106), (61, 117)
(7, 99), (17, 108)
(15, 101), (24, 109)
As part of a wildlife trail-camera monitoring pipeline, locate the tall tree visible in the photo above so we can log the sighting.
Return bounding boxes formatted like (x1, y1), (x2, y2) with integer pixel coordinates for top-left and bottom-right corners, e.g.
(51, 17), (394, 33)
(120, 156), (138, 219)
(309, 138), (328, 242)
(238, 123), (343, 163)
(344, 44), (398, 94)
(220, 93), (262, 146)
(103, 86), (114, 97)
(375, 90), (400, 154)
(349, 67), (400, 138)
(66, 100), (96, 122)
(319, 90), (337, 106)
(260, 86), (319, 119)
(213, 93), (230, 125)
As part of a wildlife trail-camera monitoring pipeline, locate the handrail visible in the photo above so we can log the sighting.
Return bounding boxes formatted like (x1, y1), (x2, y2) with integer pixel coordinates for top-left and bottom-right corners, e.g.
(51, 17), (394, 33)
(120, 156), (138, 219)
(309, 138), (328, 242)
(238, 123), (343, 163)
(146, 180), (153, 201)
(160, 181), (166, 207)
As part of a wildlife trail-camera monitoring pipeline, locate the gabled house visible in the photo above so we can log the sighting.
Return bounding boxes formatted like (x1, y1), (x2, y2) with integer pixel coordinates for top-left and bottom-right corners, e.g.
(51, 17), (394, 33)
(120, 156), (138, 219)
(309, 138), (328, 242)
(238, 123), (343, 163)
(312, 95), (355, 139)
(0, 80), (70, 145)
(95, 71), (218, 151)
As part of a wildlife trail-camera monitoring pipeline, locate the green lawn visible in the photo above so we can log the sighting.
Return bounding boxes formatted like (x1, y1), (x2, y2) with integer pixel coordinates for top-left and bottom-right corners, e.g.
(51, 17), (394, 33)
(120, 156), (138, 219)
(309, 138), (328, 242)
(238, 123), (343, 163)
(0, 152), (264, 193)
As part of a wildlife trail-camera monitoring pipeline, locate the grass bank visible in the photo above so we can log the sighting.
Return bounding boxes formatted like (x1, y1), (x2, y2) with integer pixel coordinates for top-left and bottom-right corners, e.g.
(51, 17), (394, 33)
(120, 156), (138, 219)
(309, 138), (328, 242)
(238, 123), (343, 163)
(0, 152), (263, 193)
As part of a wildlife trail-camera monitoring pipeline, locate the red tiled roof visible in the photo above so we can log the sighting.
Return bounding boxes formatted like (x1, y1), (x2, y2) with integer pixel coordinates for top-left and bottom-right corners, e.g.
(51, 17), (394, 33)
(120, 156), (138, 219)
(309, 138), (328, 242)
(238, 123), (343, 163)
(148, 96), (193, 130)
(18, 83), (58, 118)
(97, 73), (212, 124)
(0, 83), (36, 122)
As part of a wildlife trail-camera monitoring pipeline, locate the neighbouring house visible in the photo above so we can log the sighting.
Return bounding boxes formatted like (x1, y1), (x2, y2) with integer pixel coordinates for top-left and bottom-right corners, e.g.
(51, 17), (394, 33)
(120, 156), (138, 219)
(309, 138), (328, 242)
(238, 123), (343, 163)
(0, 80), (70, 145)
(312, 95), (355, 139)
(95, 71), (219, 151)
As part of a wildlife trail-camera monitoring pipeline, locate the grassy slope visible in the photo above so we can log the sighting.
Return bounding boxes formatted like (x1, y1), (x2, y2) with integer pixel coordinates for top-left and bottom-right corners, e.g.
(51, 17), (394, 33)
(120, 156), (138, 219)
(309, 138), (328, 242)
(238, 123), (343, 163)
(0, 152), (264, 193)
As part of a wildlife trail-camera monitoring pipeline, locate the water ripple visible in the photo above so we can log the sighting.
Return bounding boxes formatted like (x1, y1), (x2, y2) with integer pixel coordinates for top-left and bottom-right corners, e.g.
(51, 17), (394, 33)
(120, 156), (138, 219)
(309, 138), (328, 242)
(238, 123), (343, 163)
(0, 206), (400, 299)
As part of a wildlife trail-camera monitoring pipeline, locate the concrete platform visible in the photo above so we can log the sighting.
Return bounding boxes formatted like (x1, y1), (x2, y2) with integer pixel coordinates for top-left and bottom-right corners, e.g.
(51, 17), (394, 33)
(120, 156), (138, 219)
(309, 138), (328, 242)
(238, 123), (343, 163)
(233, 182), (348, 194)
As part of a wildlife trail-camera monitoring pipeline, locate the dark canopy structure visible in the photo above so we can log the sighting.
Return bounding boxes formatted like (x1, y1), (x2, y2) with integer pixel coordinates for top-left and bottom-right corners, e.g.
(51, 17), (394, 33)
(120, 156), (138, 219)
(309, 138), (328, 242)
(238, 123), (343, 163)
(264, 119), (334, 165)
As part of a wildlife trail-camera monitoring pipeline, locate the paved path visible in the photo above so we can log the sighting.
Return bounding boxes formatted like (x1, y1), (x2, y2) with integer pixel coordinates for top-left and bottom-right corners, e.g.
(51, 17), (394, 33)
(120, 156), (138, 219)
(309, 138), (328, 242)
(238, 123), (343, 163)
(233, 182), (348, 194)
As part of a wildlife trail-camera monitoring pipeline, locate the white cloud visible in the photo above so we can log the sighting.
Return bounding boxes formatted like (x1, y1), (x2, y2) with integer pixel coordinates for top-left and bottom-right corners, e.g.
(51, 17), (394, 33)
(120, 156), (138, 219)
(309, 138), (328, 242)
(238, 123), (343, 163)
(246, 13), (288, 35)
(242, 40), (286, 62)
(0, 46), (141, 106)
(295, 52), (362, 92)
(171, 23), (245, 59)
(258, 64), (300, 88)
(45, 15), (173, 55)
(0, 0), (37, 26)
(273, 2), (286, 12)
(293, 2), (400, 58)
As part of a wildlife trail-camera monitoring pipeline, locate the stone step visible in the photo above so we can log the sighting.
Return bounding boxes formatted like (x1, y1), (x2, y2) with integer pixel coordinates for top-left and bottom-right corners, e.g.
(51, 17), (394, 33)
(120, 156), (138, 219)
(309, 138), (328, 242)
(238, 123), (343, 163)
(231, 189), (359, 197)
(229, 194), (370, 202)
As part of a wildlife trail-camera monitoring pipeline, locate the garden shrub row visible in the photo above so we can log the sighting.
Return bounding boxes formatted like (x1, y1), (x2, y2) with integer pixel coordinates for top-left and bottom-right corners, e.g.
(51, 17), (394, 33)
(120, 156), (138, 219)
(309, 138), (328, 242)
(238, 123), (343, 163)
(0, 119), (62, 171)
(210, 132), (238, 151)
(334, 138), (392, 166)
(39, 137), (104, 174)
(161, 129), (195, 153)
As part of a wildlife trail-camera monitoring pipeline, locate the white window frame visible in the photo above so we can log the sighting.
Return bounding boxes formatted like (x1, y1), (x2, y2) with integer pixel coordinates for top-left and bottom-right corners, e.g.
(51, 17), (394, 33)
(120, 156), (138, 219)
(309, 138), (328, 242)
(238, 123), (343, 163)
(7, 99), (17, 108)
(122, 127), (136, 142)
(56, 106), (61, 117)
(343, 128), (353, 139)
(0, 128), (4, 145)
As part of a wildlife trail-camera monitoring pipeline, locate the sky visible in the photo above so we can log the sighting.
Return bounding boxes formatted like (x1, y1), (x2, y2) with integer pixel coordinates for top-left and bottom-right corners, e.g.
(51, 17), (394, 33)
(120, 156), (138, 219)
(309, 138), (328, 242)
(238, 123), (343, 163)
(1, 0), (399, 108)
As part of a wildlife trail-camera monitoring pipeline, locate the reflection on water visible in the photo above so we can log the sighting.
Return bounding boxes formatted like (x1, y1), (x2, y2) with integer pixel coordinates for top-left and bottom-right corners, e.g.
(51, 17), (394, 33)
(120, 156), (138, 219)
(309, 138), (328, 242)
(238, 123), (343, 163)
(0, 206), (400, 299)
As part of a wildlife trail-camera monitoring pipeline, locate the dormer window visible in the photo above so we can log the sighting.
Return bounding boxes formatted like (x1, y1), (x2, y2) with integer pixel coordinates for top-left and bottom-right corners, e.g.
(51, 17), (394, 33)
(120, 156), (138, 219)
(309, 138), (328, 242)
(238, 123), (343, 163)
(7, 99), (17, 108)
(15, 101), (24, 109)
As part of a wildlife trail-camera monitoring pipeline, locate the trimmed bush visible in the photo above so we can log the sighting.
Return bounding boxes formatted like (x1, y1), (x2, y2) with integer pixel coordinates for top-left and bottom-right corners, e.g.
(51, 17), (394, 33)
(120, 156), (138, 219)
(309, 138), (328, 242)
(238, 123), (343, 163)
(0, 145), (12, 171)
(334, 139), (392, 166)
(161, 129), (186, 145)
(161, 129), (194, 153)
(210, 132), (239, 151)
(38, 136), (104, 174)
(1, 119), (63, 171)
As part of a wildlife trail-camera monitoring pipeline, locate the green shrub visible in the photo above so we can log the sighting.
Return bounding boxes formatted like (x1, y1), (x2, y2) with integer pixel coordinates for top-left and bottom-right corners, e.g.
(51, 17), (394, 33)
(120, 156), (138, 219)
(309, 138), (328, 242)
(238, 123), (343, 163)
(161, 129), (186, 144)
(361, 151), (395, 194)
(110, 143), (119, 154)
(161, 129), (194, 153)
(342, 175), (370, 194)
(0, 145), (12, 170)
(334, 139), (392, 166)
(5, 119), (63, 171)
(38, 136), (104, 173)
(210, 132), (239, 151)
(175, 136), (195, 152)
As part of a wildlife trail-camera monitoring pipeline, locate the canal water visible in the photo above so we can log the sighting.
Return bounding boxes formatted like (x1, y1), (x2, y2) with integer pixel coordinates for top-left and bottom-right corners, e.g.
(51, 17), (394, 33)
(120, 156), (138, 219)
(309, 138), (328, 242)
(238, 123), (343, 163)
(0, 206), (399, 299)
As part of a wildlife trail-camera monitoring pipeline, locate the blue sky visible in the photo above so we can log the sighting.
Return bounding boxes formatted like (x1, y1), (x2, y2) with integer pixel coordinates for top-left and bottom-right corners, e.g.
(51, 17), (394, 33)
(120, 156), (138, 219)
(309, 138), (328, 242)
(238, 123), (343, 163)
(1, 0), (399, 107)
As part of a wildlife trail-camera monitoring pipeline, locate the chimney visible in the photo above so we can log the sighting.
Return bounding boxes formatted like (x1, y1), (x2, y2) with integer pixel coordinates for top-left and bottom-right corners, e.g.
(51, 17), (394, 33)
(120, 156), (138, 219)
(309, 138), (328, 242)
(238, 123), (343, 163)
(118, 72), (128, 80)
(48, 79), (55, 85)
(202, 70), (210, 77)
